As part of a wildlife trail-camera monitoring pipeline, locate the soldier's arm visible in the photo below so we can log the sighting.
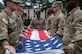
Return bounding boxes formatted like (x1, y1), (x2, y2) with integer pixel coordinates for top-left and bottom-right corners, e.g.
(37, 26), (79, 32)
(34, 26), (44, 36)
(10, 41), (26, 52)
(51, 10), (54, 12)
(56, 16), (65, 38)
(0, 17), (16, 54)
(46, 18), (51, 30)
(0, 19), (9, 45)
(74, 14), (82, 37)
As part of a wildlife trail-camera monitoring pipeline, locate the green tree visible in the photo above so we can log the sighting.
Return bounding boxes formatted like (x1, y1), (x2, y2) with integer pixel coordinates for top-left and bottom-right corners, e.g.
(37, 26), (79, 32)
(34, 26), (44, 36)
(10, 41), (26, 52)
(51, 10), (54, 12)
(0, 2), (5, 9)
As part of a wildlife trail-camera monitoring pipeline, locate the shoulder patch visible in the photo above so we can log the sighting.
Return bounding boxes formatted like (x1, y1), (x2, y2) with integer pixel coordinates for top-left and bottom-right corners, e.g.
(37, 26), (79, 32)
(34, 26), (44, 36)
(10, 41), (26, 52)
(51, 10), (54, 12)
(2, 18), (8, 24)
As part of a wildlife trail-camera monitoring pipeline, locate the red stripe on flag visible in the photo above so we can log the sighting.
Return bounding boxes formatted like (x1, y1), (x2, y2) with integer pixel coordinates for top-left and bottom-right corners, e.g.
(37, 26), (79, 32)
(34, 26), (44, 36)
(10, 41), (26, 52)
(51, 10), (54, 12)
(23, 29), (33, 39)
(38, 30), (48, 40)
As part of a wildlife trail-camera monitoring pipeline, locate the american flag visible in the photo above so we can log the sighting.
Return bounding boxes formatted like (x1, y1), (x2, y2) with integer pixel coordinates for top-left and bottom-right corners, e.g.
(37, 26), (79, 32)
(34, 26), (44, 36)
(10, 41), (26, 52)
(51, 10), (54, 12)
(20, 29), (50, 40)
(25, 35), (64, 53)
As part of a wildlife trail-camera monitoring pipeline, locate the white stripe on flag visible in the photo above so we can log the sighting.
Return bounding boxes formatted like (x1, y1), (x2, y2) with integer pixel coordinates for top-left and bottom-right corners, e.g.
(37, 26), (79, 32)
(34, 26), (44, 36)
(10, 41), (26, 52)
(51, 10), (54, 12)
(30, 29), (40, 40)
(44, 30), (50, 38)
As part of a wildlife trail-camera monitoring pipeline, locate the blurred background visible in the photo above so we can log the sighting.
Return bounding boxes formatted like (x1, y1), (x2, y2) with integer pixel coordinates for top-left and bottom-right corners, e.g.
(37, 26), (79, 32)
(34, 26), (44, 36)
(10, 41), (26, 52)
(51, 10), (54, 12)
(0, 0), (82, 19)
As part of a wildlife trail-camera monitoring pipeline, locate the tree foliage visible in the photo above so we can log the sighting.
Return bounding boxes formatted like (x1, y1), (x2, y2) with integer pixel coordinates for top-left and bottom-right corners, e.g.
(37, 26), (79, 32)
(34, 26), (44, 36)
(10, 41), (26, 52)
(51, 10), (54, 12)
(0, 2), (5, 9)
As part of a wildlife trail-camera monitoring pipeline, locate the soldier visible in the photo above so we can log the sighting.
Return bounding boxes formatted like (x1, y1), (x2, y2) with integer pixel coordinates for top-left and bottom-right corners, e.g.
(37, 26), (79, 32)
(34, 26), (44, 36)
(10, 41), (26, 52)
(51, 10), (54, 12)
(68, 35), (82, 54)
(48, 1), (65, 38)
(46, 8), (55, 31)
(62, 0), (82, 53)
(28, 10), (46, 30)
(13, 1), (24, 34)
(46, 8), (54, 19)
(0, 0), (22, 54)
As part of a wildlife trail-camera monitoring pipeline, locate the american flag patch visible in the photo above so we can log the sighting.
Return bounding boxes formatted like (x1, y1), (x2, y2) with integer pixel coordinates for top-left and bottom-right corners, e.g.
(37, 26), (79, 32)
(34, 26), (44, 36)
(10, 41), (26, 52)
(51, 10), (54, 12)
(2, 18), (8, 24)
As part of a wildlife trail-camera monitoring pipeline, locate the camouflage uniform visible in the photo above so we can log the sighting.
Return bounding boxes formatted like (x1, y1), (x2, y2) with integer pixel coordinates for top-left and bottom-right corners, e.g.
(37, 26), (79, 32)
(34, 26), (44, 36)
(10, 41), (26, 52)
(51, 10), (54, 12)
(29, 17), (46, 30)
(49, 13), (65, 36)
(48, 1), (65, 36)
(13, 0), (24, 34)
(46, 14), (54, 30)
(0, 0), (24, 54)
(68, 35), (82, 54)
(63, 7), (82, 53)
(63, 7), (82, 45)
(0, 10), (19, 54)
(13, 11), (24, 34)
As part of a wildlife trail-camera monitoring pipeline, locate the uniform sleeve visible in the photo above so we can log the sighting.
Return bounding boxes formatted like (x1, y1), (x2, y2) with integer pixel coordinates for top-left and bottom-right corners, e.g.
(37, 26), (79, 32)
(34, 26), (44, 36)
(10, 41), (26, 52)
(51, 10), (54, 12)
(46, 18), (51, 30)
(1, 40), (9, 47)
(29, 19), (34, 28)
(56, 15), (65, 36)
(0, 16), (9, 46)
(68, 43), (75, 50)
(74, 14), (82, 37)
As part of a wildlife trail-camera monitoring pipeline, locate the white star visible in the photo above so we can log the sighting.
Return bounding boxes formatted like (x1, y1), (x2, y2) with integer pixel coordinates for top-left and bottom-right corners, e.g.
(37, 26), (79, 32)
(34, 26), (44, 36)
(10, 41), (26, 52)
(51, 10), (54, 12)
(50, 37), (56, 41)
(44, 43), (49, 47)
(35, 48), (41, 51)
(46, 47), (52, 50)
(56, 43), (63, 48)
(35, 44), (40, 47)
(53, 40), (58, 44)
(26, 40), (31, 42)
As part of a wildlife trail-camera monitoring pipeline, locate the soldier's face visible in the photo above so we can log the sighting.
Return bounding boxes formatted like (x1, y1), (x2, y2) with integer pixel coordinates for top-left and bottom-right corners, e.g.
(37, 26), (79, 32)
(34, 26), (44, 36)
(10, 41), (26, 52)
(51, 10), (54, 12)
(52, 6), (57, 12)
(17, 5), (23, 11)
(7, 1), (16, 11)
(16, 4), (23, 15)
(52, 6), (60, 13)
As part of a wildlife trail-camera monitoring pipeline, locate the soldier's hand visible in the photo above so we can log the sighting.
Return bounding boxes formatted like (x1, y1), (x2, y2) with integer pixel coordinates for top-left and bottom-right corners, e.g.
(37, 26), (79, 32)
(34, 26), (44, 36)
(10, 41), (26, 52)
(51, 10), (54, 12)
(27, 26), (31, 29)
(4, 45), (16, 54)
(47, 30), (52, 37)
(61, 45), (72, 54)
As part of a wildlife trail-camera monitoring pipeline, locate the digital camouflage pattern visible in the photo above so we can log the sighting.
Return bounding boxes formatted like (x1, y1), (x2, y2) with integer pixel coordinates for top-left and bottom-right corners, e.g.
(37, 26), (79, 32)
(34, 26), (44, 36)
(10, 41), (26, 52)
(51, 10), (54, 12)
(62, 7), (82, 54)
(13, 12), (24, 34)
(46, 14), (54, 30)
(48, 13), (65, 36)
(29, 17), (46, 30)
(0, 10), (19, 54)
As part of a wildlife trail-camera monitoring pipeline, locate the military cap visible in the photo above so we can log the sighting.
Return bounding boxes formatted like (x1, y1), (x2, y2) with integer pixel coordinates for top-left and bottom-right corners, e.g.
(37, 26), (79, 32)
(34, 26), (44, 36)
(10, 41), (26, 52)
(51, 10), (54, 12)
(12, 0), (24, 7)
(52, 1), (63, 7)
(72, 35), (82, 42)
(3, 0), (23, 3)
(16, 3), (24, 7)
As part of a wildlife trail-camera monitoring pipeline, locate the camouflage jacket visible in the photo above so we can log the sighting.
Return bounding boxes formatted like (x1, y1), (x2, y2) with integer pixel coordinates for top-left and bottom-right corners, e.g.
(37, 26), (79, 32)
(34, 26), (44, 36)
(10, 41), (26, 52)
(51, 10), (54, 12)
(63, 7), (82, 45)
(48, 13), (65, 36)
(13, 12), (24, 34)
(0, 10), (19, 46)
(29, 17), (46, 30)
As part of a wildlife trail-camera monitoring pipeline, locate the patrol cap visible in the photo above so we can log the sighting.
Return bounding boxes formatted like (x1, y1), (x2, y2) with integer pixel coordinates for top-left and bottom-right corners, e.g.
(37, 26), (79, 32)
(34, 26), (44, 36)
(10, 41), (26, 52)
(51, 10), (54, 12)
(52, 1), (63, 7)
(11, 0), (24, 7)
(71, 35), (82, 42)
(17, 3), (24, 7)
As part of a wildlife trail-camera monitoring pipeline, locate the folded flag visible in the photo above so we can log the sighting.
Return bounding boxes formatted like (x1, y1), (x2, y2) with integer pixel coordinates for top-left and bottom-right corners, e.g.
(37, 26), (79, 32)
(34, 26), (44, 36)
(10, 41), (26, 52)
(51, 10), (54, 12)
(25, 34), (64, 53)
(20, 29), (50, 40)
